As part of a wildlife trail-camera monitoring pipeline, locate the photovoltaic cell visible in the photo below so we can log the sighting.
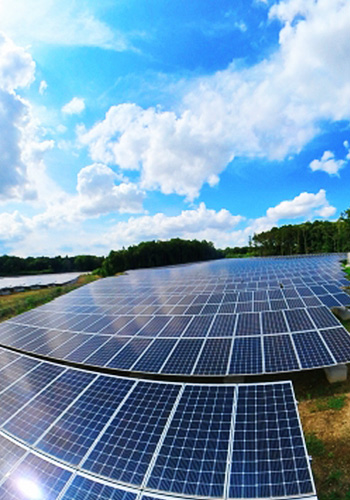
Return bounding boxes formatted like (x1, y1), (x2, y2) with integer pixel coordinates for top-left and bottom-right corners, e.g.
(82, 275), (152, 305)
(132, 339), (177, 373)
(36, 375), (134, 465)
(307, 306), (341, 329)
(147, 385), (235, 497)
(284, 309), (314, 332)
(0, 362), (64, 426)
(261, 311), (288, 335)
(107, 338), (153, 369)
(0, 434), (27, 479)
(208, 314), (237, 337)
(320, 327), (350, 363)
(236, 313), (260, 336)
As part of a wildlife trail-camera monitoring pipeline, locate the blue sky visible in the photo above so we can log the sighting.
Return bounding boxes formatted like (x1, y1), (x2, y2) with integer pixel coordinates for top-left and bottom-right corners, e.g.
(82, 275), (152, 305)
(0, 0), (349, 256)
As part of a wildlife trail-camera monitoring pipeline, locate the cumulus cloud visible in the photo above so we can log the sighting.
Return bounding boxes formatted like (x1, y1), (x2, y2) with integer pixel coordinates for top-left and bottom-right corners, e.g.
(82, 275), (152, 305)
(309, 150), (346, 175)
(39, 80), (47, 95)
(76, 163), (145, 216)
(251, 189), (336, 234)
(62, 97), (85, 115)
(1, 190), (337, 255)
(0, 32), (53, 202)
(0, 0), (131, 51)
(79, 0), (350, 200)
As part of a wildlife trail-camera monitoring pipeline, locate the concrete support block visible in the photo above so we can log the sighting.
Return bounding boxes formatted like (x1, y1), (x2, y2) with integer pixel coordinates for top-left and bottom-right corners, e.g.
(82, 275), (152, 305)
(324, 364), (348, 383)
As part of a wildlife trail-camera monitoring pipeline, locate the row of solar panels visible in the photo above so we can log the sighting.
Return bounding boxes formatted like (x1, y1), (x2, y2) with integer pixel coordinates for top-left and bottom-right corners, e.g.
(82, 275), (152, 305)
(0, 349), (315, 500)
(1, 321), (350, 375)
(7, 304), (347, 336)
(0, 273), (81, 291)
(36, 284), (350, 315)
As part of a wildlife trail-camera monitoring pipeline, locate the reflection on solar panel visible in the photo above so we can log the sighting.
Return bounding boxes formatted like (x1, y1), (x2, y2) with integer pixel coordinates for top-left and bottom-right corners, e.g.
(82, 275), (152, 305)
(0, 367), (316, 500)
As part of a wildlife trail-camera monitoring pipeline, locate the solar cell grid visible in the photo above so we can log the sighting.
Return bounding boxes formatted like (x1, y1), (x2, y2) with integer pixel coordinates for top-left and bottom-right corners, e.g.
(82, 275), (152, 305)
(193, 338), (232, 375)
(292, 331), (335, 368)
(36, 375), (134, 465)
(82, 381), (181, 485)
(264, 335), (300, 373)
(229, 383), (314, 499)
(147, 385), (235, 497)
(4, 369), (97, 445)
(0, 451), (72, 499)
(61, 474), (137, 500)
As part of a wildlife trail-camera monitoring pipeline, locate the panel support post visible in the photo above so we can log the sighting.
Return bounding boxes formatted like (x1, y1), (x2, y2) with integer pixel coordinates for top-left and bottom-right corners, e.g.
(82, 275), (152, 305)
(324, 364), (348, 383)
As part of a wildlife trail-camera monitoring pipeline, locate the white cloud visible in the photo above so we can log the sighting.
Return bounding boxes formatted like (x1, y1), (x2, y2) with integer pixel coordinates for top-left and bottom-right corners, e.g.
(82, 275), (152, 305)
(39, 80), (48, 95)
(0, 189), (337, 255)
(79, 0), (350, 200)
(309, 150), (346, 175)
(0, 32), (52, 202)
(0, 0), (131, 51)
(76, 163), (145, 216)
(62, 97), (85, 115)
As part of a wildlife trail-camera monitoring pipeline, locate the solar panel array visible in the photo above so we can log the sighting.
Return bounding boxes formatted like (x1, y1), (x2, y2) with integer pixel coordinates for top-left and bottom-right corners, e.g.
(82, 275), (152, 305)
(0, 349), (316, 500)
(0, 272), (81, 292)
(1, 253), (347, 499)
(1, 254), (349, 376)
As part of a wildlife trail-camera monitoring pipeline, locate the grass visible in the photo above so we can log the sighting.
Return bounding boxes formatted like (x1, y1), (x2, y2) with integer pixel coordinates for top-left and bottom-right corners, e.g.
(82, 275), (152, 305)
(293, 338), (350, 500)
(0, 274), (99, 322)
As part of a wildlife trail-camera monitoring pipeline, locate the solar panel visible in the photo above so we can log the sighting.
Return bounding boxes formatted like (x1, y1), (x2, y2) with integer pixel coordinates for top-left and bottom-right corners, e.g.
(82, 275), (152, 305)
(82, 381), (181, 485)
(229, 383), (314, 499)
(146, 385), (235, 497)
(264, 335), (300, 372)
(292, 331), (335, 368)
(4, 369), (97, 444)
(0, 451), (72, 499)
(36, 375), (134, 465)
(193, 338), (232, 375)
(61, 474), (137, 500)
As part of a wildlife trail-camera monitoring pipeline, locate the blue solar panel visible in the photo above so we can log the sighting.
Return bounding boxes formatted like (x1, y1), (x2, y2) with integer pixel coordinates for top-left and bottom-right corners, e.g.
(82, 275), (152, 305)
(0, 362), (64, 426)
(284, 309), (314, 332)
(36, 375), (134, 465)
(4, 370), (96, 444)
(61, 475), (137, 500)
(107, 338), (153, 370)
(208, 314), (237, 337)
(0, 434), (27, 479)
(236, 313), (261, 336)
(261, 311), (288, 334)
(182, 315), (214, 337)
(264, 335), (300, 372)
(132, 339), (177, 373)
(0, 452), (71, 499)
(82, 381), (181, 485)
(147, 385), (235, 497)
(292, 331), (335, 368)
(229, 383), (314, 499)
(193, 338), (232, 375)
(162, 339), (203, 374)
(229, 337), (262, 374)
(320, 327), (350, 363)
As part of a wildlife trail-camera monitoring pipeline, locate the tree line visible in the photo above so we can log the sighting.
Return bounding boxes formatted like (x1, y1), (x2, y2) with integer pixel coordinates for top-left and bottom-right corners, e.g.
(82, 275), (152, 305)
(0, 254), (104, 276)
(251, 209), (350, 256)
(99, 238), (223, 276)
